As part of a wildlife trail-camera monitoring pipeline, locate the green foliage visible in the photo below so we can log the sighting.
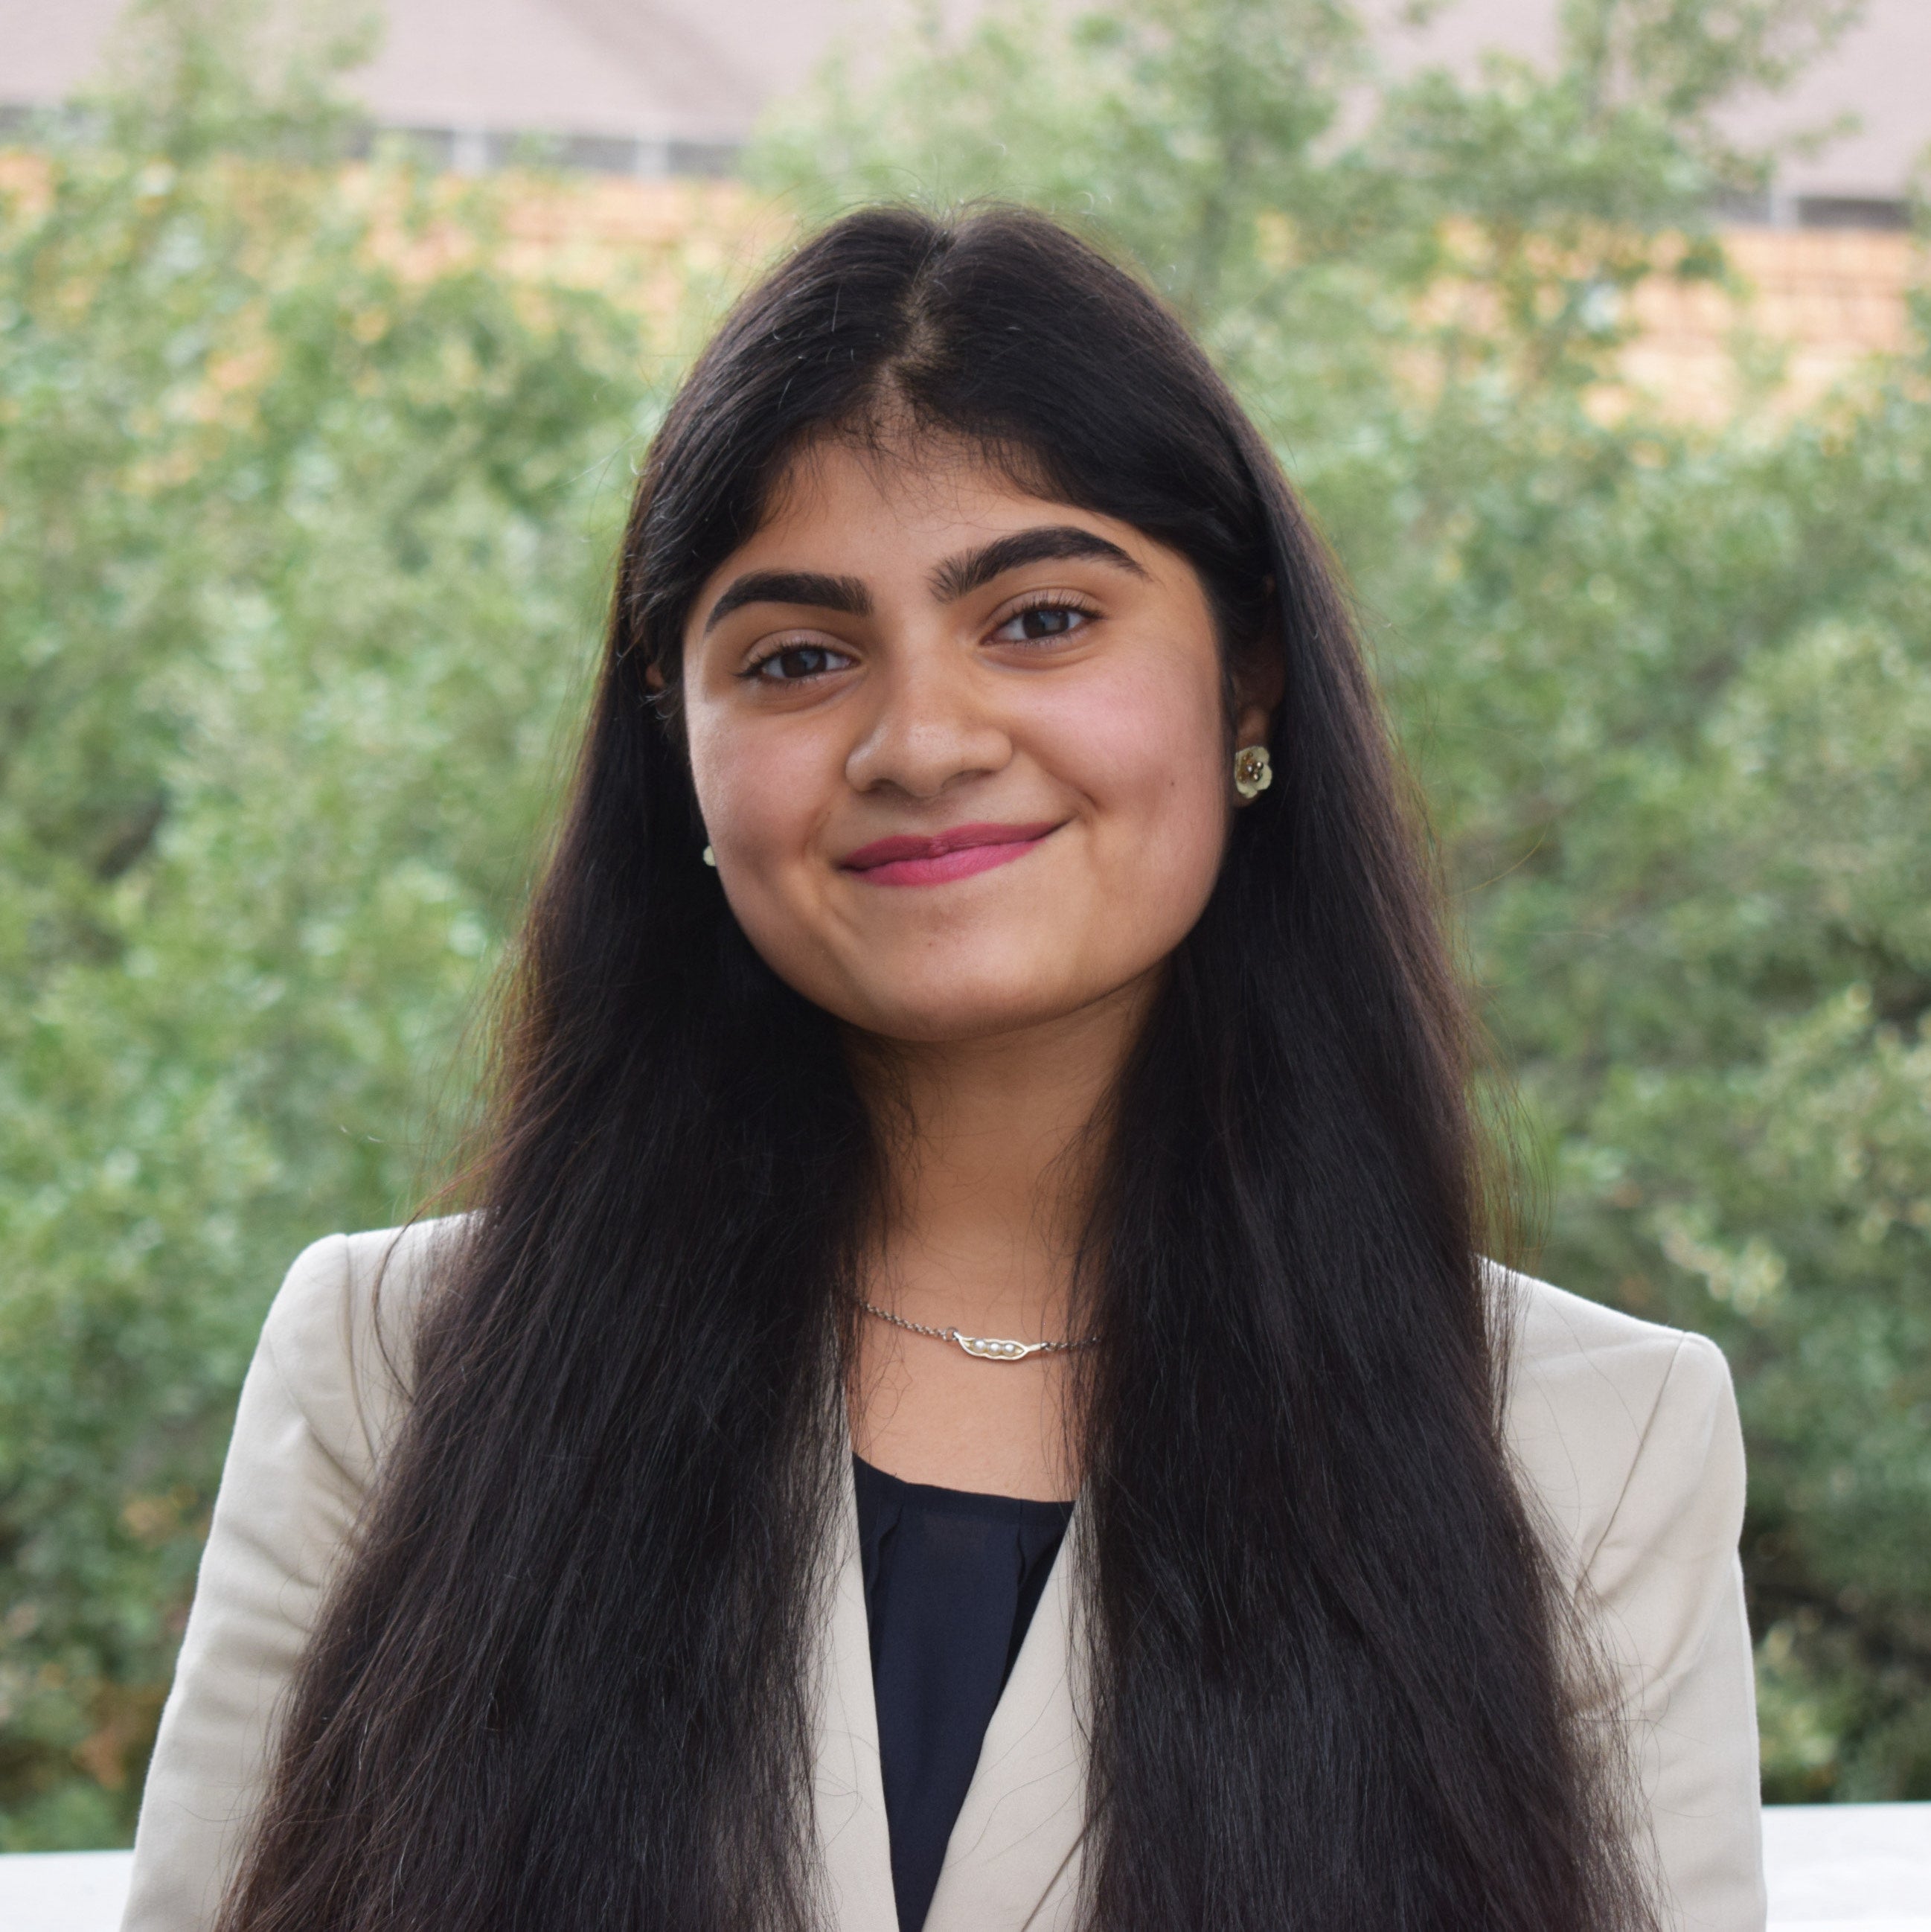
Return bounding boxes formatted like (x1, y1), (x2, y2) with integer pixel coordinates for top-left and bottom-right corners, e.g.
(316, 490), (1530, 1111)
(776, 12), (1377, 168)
(754, 0), (1931, 1797)
(0, 1), (654, 1843)
(1, 0), (1924, 1847)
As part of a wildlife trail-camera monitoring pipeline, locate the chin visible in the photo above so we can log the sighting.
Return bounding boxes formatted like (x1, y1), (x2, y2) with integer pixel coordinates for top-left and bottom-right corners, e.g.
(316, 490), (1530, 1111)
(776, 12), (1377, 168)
(840, 965), (1094, 1046)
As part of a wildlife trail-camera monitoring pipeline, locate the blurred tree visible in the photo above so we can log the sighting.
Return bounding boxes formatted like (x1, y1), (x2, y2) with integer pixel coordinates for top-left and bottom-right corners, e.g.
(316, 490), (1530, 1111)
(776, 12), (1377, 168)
(1, 0), (1924, 1849)
(755, 0), (1929, 1799)
(0, 0), (655, 1846)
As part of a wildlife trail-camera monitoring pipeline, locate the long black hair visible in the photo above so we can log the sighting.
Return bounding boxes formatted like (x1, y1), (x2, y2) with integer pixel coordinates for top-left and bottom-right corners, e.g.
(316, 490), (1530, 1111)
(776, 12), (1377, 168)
(224, 205), (1650, 1932)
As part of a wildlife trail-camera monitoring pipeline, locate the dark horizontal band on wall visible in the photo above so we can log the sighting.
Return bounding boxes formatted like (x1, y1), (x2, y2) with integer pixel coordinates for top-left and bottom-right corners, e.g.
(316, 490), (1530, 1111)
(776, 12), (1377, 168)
(0, 104), (743, 180)
(341, 126), (743, 179)
(1711, 185), (1913, 231)
(0, 101), (1909, 216)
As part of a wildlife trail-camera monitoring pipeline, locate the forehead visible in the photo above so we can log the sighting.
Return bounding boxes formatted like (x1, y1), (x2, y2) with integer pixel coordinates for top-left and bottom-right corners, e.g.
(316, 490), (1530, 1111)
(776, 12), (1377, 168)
(748, 434), (1074, 557)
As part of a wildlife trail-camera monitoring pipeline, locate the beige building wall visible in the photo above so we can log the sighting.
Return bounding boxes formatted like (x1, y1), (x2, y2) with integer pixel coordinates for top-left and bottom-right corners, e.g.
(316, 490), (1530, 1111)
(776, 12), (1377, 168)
(4, 3), (1922, 419)
(4, 0), (1927, 215)
(495, 176), (1921, 421)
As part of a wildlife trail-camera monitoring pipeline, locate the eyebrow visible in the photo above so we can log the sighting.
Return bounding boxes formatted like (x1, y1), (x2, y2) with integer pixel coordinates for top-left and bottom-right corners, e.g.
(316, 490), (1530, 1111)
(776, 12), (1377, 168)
(701, 525), (1145, 636)
(929, 525), (1148, 601)
(702, 569), (873, 633)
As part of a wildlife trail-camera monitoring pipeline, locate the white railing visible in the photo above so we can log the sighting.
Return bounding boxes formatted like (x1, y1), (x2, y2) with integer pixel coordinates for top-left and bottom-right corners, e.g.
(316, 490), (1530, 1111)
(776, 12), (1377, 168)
(0, 1803), (1925, 1930)
(1761, 1803), (1931, 1930)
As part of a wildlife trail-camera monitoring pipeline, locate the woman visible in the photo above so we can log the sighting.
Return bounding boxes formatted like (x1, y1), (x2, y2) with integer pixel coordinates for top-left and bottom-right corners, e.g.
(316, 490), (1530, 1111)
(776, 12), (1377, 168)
(124, 206), (1762, 1932)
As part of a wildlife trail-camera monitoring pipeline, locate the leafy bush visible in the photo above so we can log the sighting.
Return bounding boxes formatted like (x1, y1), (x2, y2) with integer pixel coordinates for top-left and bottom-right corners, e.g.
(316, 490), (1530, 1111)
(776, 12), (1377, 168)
(0, 1), (656, 1846)
(0, 0), (1924, 1848)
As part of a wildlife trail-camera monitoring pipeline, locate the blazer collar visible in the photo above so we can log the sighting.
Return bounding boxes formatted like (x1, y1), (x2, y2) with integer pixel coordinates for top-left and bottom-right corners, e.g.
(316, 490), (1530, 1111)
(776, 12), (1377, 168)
(812, 1457), (1090, 1932)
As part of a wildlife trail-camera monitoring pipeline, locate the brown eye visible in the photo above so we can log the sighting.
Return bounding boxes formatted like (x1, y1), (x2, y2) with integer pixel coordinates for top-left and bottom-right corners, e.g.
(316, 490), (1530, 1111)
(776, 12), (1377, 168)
(752, 644), (850, 682)
(991, 603), (1092, 644)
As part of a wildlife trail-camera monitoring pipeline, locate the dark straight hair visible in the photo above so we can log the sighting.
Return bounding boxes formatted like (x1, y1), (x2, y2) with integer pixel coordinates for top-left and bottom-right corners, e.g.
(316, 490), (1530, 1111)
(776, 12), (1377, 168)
(223, 205), (1650, 1931)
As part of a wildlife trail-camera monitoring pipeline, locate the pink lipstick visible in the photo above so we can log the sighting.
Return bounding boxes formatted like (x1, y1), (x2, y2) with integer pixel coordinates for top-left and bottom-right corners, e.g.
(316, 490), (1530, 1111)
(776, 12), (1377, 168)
(839, 820), (1060, 888)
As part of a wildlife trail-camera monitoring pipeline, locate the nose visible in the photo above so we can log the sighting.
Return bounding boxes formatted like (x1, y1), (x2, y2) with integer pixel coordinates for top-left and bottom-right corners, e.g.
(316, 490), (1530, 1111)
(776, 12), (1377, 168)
(843, 647), (1013, 802)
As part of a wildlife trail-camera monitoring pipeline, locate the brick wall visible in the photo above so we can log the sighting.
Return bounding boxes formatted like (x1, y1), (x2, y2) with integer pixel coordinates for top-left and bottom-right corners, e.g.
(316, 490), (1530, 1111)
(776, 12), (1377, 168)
(498, 178), (1923, 420)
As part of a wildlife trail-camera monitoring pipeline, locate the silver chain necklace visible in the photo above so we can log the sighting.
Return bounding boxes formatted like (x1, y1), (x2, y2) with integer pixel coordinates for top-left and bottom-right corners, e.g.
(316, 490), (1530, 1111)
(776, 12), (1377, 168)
(858, 1298), (1101, 1363)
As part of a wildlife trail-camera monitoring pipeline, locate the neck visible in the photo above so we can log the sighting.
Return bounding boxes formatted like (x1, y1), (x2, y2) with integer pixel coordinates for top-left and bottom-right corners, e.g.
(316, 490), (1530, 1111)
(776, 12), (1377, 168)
(849, 973), (1154, 1340)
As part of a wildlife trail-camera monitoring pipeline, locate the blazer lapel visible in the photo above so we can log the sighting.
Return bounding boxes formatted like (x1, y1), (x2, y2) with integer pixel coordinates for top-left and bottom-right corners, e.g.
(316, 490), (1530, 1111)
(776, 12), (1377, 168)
(812, 1464), (899, 1932)
(920, 1515), (1091, 1932)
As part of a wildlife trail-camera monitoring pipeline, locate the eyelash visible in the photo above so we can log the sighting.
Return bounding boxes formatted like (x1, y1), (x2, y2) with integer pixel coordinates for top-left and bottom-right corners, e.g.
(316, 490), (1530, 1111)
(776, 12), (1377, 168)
(739, 639), (852, 683)
(736, 592), (1101, 684)
(990, 592), (1099, 643)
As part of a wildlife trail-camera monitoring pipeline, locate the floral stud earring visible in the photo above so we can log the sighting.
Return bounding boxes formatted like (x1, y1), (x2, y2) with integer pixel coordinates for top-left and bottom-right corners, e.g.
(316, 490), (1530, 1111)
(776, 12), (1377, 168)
(1233, 744), (1273, 801)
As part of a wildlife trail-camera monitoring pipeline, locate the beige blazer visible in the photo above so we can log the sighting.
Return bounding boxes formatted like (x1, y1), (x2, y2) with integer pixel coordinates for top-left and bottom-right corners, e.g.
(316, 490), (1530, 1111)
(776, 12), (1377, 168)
(123, 1221), (1766, 1931)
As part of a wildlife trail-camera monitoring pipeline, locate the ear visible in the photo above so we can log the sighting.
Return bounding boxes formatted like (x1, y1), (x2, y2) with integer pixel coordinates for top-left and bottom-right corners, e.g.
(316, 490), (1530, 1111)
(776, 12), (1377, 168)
(644, 662), (666, 694)
(1233, 607), (1285, 749)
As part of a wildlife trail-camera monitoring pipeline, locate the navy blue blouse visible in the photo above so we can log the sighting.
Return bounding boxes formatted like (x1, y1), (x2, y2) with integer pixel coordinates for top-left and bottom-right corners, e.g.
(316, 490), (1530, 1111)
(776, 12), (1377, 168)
(852, 1456), (1075, 1932)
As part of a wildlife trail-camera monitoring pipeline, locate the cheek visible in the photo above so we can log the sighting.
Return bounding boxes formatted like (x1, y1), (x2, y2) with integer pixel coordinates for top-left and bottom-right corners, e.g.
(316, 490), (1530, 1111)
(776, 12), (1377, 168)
(1045, 653), (1230, 892)
(685, 706), (830, 871)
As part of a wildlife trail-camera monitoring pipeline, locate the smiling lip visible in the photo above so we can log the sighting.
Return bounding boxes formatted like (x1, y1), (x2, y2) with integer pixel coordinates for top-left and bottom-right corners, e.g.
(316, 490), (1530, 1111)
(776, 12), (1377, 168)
(839, 820), (1061, 887)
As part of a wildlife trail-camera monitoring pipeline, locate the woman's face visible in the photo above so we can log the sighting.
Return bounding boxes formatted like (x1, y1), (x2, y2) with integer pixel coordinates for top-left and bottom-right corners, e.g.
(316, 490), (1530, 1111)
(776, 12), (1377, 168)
(679, 438), (1274, 1044)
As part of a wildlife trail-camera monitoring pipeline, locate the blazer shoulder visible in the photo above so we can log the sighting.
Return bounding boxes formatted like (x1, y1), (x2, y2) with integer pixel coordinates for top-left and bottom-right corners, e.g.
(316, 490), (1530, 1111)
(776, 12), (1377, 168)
(257, 1215), (464, 1483)
(1489, 1262), (1738, 1573)
(121, 1216), (467, 1932)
